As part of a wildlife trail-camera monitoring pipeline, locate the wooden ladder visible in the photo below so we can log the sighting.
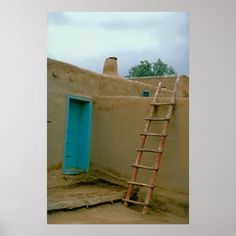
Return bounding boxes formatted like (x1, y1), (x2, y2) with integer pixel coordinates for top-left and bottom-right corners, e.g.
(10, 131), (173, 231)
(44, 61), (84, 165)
(123, 75), (180, 214)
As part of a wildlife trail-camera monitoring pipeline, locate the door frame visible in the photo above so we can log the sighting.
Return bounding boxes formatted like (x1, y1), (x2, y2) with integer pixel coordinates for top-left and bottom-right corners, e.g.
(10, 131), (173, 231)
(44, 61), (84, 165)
(62, 95), (92, 174)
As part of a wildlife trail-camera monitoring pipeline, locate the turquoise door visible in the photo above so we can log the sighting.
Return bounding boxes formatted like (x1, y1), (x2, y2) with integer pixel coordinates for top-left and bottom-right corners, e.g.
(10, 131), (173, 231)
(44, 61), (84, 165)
(63, 95), (92, 174)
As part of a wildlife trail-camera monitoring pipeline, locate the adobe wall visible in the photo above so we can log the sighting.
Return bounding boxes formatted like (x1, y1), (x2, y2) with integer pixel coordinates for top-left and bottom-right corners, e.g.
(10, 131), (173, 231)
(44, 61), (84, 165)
(91, 96), (189, 194)
(47, 58), (189, 194)
(47, 58), (158, 97)
(47, 58), (157, 168)
(129, 75), (189, 97)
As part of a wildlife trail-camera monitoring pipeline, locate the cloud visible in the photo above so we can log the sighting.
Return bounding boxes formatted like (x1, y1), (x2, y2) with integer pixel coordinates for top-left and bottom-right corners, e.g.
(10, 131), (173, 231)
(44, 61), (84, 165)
(99, 12), (187, 32)
(48, 12), (71, 25)
(47, 24), (159, 60)
(47, 12), (189, 76)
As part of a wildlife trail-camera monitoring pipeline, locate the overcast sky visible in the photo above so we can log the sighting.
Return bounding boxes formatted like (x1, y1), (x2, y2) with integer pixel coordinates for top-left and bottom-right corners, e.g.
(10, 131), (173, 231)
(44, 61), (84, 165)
(47, 12), (189, 76)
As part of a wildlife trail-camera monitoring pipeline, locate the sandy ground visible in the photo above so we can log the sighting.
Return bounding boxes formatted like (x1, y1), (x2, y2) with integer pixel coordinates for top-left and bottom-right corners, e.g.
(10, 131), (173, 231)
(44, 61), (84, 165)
(47, 202), (188, 224)
(47, 169), (188, 224)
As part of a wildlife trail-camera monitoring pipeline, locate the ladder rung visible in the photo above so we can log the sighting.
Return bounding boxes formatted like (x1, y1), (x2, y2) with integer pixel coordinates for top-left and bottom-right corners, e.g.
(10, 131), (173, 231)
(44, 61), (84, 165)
(131, 164), (158, 170)
(145, 117), (171, 121)
(136, 148), (163, 153)
(123, 199), (148, 206)
(140, 132), (167, 137)
(128, 181), (154, 188)
(151, 102), (174, 106)
(162, 88), (174, 92)
(124, 76), (179, 213)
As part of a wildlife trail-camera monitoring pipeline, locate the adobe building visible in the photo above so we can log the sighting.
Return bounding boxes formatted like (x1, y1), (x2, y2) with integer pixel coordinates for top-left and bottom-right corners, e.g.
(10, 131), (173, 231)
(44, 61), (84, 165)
(47, 57), (189, 214)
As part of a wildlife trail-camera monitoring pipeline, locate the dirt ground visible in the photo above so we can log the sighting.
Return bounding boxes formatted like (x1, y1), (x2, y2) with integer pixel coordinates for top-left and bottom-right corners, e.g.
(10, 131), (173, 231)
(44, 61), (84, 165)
(47, 169), (188, 224)
(47, 202), (188, 224)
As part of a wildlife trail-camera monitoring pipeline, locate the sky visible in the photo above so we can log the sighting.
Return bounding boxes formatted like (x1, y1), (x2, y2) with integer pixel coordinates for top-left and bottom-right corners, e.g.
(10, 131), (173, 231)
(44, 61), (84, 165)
(47, 12), (189, 76)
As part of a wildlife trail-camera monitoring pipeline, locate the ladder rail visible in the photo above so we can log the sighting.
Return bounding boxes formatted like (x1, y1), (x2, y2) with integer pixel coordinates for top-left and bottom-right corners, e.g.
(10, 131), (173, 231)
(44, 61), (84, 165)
(124, 75), (181, 213)
(124, 82), (163, 206)
(146, 76), (181, 206)
(145, 76), (181, 212)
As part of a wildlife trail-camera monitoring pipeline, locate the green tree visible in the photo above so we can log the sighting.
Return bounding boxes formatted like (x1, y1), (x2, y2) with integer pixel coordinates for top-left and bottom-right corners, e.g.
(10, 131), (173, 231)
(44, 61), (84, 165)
(126, 58), (176, 78)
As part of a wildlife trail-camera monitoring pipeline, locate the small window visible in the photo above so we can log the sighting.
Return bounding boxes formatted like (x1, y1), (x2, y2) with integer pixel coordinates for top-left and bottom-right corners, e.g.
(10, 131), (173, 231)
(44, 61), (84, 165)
(141, 90), (150, 97)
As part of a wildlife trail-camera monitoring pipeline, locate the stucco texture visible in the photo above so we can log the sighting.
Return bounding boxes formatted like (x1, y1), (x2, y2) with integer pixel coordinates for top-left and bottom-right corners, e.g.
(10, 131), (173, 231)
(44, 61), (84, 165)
(47, 58), (157, 168)
(91, 96), (188, 194)
(130, 75), (189, 97)
(48, 58), (158, 97)
(47, 58), (189, 194)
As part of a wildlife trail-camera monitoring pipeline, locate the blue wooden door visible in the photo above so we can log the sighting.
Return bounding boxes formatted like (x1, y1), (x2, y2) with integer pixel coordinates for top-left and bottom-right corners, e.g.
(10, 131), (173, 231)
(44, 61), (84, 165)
(63, 96), (92, 174)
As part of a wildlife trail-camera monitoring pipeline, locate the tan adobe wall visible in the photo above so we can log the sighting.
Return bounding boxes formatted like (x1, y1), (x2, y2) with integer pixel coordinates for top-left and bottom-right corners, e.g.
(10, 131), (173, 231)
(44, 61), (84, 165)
(91, 95), (189, 194)
(47, 58), (156, 168)
(47, 58), (157, 169)
(129, 75), (189, 97)
(48, 58), (159, 97)
(47, 58), (189, 194)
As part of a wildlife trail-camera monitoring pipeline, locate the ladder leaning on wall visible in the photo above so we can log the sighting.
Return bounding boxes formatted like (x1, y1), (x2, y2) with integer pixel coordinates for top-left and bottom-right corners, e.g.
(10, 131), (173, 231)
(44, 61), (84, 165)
(123, 75), (180, 214)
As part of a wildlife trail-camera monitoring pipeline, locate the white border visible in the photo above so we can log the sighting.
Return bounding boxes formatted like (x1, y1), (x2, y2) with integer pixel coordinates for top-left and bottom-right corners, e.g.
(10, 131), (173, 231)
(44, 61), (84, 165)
(0, 0), (236, 235)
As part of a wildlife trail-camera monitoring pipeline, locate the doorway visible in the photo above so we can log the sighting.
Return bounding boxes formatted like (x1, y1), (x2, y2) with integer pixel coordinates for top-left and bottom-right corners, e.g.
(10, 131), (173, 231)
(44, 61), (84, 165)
(63, 95), (92, 174)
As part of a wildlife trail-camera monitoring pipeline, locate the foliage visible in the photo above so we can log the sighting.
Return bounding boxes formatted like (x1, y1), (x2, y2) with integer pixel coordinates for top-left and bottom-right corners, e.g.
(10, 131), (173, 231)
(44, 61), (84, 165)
(126, 58), (176, 78)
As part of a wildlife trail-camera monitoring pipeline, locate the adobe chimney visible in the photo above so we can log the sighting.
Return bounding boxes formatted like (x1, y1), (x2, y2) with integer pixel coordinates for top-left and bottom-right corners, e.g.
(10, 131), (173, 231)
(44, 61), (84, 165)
(103, 57), (118, 76)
